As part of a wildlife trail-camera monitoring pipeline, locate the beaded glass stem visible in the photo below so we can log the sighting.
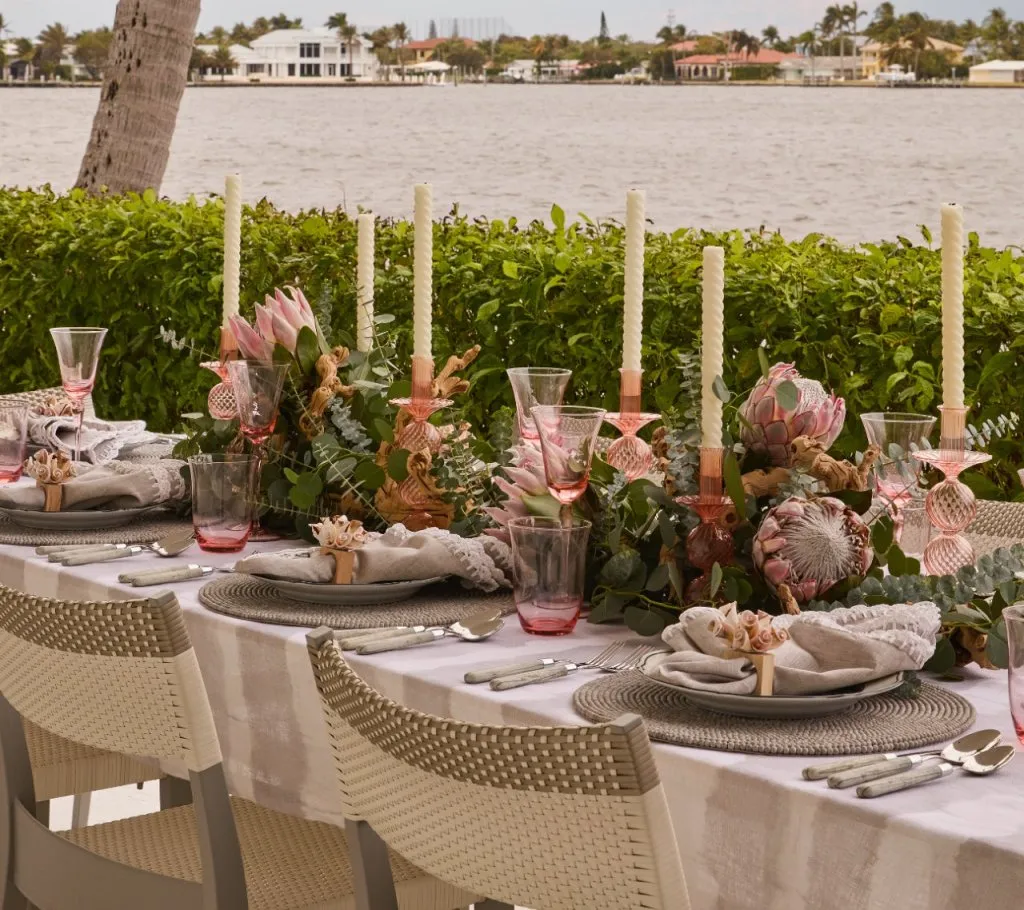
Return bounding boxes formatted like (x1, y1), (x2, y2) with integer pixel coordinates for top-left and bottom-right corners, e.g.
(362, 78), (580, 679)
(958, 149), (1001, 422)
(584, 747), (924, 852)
(202, 327), (240, 420)
(604, 369), (660, 481)
(913, 405), (990, 575)
(678, 447), (735, 603)
(389, 355), (452, 454)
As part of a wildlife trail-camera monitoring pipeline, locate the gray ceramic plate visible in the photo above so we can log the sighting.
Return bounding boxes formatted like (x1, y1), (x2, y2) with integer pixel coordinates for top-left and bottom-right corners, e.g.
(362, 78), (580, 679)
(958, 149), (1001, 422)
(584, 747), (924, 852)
(0, 506), (159, 531)
(641, 654), (905, 719)
(257, 575), (449, 605)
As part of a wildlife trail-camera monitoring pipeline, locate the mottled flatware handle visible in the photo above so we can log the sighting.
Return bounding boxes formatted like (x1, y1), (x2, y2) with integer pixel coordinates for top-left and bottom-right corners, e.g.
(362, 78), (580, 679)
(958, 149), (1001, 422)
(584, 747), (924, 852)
(119, 567), (209, 586)
(464, 659), (557, 684)
(61, 547), (141, 567)
(490, 664), (571, 691)
(802, 753), (892, 781)
(828, 756), (916, 789)
(337, 627), (425, 651)
(856, 763), (950, 799)
(39, 543), (116, 557)
(356, 631), (440, 655)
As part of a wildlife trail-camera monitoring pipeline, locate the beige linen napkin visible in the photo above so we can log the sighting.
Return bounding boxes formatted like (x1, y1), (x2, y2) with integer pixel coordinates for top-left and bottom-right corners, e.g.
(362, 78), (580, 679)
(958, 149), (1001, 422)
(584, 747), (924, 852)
(0, 461), (187, 512)
(28, 415), (154, 465)
(645, 602), (940, 696)
(236, 524), (513, 592)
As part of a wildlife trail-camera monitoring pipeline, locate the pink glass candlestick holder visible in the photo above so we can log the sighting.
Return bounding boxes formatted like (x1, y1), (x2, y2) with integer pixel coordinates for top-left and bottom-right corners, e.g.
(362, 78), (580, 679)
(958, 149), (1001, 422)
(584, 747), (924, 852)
(677, 447), (736, 603)
(604, 369), (659, 481)
(201, 327), (241, 420)
(912, 405), (990, 575)
(389, 355), (452, 453)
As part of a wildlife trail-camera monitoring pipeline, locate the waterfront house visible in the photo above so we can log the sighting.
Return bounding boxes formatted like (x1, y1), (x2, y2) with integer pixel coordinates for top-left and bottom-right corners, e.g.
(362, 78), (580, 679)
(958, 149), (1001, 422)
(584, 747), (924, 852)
(405, 37), (477, 65)
(860, 37), (963, 79)
(502, 58), (581, 82)
(969, 60), (1024, 84)
(676, 48), (799, 81)
(196, 27), (380, 82)
(778, 55), (867, 83)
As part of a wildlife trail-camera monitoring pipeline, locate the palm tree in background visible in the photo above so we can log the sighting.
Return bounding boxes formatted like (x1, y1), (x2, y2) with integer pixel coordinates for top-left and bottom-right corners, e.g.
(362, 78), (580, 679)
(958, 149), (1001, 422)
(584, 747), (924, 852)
(762, 25), (780, 48)
(325, 12), (349, 31)
(392, 22), (409, 81)
(841, 4), (867, 78)
(211, 44), (235, 81)
(15, 37), (35, 79)
(982, 8), (1012, 58)
(822, 5), (844, 76)
(337, 21), (359, 77)
(209, 25), (227, 44)
(189, 45), (211, 81)
(37, 22), (71, 77)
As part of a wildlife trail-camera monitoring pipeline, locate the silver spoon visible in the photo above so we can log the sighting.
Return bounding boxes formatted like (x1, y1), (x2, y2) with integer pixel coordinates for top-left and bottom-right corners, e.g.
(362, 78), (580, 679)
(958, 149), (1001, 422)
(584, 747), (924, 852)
(857, 744), (1016, 799)
(356, 612), (505, 655)
(802, 728), (1002, 782)
(57, 531), (196, 567)
(336, 606), (505, 650)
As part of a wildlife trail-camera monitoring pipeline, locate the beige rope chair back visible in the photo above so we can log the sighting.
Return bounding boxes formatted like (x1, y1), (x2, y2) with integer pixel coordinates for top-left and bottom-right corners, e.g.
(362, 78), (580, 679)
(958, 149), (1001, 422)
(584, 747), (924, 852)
(307, 628), (690, 910)
(0, 583), (248, 909)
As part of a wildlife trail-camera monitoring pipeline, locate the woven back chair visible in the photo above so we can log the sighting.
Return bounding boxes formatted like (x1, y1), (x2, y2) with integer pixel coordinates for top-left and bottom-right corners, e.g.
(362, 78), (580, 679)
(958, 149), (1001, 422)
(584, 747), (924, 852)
(306, 628), (690, 910)
(0, 584), (480, 910)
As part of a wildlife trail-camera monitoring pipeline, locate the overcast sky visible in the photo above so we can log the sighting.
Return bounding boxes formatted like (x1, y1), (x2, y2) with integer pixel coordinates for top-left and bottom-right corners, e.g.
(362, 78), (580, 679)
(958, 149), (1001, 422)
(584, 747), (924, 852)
(2, 1), (1021, 40)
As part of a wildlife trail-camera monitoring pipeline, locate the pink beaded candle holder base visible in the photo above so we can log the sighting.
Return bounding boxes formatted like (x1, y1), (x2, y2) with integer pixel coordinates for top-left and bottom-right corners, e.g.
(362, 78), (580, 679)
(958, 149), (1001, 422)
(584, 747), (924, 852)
(913, 406), (990, 575)
(677, 447), (735, 603)
(604, 369), (660, 481)
(389, 355), (452, 454)
(202, 328), (241, 420)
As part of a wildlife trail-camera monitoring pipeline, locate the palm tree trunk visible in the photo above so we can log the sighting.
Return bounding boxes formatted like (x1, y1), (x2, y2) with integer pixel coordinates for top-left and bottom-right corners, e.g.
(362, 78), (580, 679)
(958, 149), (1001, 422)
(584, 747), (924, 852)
(77, 0), (201, 195)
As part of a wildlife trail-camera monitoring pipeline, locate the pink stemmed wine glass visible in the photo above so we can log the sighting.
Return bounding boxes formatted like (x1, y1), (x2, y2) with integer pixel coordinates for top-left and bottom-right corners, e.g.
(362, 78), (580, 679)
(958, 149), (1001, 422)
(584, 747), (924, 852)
(227, 360), (289, 540)
(530, 405), (607, 510)
(1006, 604), (1024, 746)
(49, 327), (107, 463)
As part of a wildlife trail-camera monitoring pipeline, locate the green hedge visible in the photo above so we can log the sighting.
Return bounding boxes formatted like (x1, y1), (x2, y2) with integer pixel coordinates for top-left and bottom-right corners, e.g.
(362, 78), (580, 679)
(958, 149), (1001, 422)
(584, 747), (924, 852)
(1, 187), (1022, 496)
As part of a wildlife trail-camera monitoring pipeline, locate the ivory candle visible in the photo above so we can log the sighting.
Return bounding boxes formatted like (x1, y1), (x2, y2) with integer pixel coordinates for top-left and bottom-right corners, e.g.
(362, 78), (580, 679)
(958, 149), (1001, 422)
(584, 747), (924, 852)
(940, 203), (965, 409)
(622, 189), (645, 373)
(356, 213), (375, 353)
(701, 246), (726, 450)
(412, 184), (433, 360)
(222, 174), (242, 328)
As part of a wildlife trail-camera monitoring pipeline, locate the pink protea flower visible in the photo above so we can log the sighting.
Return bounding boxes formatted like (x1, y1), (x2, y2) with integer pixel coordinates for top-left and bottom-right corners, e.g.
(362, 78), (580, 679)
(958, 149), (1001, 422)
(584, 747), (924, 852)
(752, 496), (873, 604)
(483, 444), (550, 543)
(739, 363), (845, 467)
(228, 286), (318, 359)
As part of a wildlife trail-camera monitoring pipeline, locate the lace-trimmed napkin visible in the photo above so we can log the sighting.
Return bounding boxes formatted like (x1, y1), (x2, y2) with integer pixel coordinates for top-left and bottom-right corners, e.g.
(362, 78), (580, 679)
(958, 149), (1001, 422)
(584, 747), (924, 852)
(644, 602), (941, 697)
(0, 461), (188, 512)
(236, 524), (513, 592)
(28, 415), (156, 465)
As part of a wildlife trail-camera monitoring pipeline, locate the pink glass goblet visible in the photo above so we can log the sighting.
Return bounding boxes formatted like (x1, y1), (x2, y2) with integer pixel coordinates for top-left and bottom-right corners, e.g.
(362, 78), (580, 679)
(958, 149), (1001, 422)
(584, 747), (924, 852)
(49, 327), (107, 463)
(228, 360), (289, 540)
(507, 367), (572, 443)
(861, 412), (936, 536)
(530, 405), (607, 509)
(1006, 604), (1024, 746)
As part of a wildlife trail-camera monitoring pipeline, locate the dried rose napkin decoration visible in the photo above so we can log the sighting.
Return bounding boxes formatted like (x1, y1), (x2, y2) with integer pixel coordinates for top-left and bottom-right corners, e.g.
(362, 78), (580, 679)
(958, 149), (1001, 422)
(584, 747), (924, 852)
(708, 602), (788, 695)
(311, 515), (368, 584)
(24, 450), (77, 512)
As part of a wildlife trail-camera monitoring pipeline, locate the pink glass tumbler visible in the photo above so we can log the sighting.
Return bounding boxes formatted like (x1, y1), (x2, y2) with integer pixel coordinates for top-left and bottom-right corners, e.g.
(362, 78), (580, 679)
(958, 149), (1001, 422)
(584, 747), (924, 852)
(0, 400), (29, 484)
(188, 454), (255, 553)
(508, 517), (592, 635)
(1006, 604), (1024, 746)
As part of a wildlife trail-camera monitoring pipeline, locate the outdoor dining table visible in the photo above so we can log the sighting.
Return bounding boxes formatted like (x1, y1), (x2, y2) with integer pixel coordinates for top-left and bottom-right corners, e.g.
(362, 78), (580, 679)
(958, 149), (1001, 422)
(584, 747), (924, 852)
(0, 536), (1021, 910)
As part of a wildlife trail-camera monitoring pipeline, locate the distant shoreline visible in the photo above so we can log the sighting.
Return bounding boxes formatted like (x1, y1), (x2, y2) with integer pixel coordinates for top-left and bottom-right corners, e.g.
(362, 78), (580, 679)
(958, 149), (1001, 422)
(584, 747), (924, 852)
(2, 80), (1021, 90)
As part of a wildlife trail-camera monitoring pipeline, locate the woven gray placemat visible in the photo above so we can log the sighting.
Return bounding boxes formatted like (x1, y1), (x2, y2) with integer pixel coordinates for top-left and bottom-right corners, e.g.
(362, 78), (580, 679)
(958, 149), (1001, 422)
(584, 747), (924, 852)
(198, 573), (515, 630)
(572, 672), (975, 756)
(0, 513), (193, 547)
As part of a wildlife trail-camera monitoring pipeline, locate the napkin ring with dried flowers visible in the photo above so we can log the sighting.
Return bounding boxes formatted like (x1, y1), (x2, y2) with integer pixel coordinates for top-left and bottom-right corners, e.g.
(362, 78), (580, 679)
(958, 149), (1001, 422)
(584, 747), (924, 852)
(709, 602), (789, 697)
(33, 395), (77, 418)
(24, 451), (77, 512)
(311, 515), (368, 585)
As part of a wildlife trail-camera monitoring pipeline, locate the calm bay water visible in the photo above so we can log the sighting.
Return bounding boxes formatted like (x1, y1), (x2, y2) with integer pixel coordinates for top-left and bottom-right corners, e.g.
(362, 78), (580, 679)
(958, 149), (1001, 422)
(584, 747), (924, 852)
(2, 84), (1022, 246)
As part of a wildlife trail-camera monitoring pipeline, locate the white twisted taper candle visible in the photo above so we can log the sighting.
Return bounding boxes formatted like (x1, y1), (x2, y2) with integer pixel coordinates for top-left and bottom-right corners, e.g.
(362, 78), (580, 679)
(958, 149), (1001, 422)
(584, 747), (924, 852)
(412, 184), (433, 360)
(222, 174), (242, 328)
(940, 203), (965, 409)
(356, 213), (375, 353)
(701, 246), (726, 450)
(622, 189), (645, 372)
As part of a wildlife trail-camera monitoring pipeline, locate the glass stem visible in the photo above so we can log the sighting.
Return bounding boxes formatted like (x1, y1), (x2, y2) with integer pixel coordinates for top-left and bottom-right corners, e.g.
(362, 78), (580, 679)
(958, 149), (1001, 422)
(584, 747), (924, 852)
(74, 405), (83, 463)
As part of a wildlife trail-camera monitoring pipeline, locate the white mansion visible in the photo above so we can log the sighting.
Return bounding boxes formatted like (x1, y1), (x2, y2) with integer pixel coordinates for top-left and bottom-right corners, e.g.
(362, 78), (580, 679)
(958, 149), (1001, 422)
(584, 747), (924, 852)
(202, 27), (380, 82)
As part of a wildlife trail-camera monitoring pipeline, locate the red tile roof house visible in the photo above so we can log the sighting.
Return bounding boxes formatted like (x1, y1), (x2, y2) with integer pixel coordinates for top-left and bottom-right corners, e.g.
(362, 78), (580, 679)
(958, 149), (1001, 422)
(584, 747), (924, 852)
(405, 37), (478, 64)
(675, 49), (801, 80)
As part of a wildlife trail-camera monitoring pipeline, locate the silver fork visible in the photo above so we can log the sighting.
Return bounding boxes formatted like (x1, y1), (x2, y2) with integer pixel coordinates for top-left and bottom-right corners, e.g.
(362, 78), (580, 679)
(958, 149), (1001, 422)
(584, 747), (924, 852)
(464, 640), (627, 685)
(488, 643), (657, 691)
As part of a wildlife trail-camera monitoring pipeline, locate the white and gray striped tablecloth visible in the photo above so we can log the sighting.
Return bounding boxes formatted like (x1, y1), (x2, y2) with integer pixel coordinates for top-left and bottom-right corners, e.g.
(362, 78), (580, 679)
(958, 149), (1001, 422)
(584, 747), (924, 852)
(0, 538), (1021, 910)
